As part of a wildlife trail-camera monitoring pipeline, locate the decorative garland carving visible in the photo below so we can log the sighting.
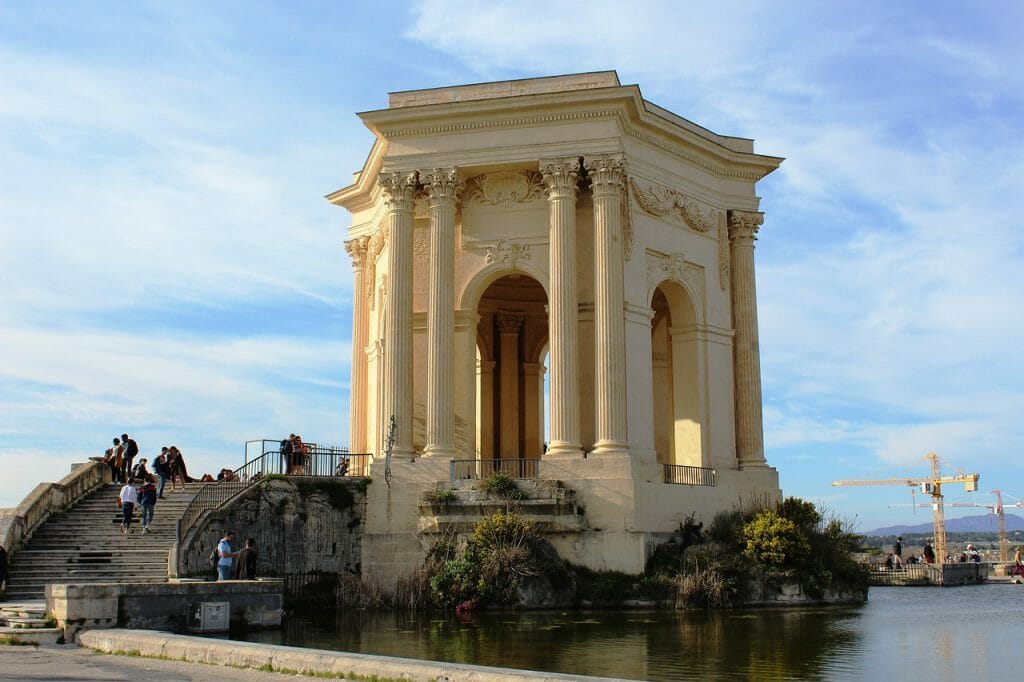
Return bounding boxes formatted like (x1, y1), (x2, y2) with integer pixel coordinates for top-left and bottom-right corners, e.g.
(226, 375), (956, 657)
(717, 222), (730, 291)
(630, 179), (718, 234)
(365, 223), (389, 310)
(485, 239), (531, 271)
(621, 181), (634, 262)
(463, 170), (545, 208)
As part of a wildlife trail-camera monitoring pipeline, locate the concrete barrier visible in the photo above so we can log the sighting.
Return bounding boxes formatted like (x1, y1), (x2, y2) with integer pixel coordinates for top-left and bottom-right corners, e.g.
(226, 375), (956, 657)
(79, 628), (631, 681)
(48, 580), (283, 641)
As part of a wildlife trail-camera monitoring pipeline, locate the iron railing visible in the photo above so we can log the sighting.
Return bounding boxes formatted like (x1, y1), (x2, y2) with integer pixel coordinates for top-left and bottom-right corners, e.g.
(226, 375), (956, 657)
(663, 464), (716, 486)
(450, 458), (541, 482)
(176, 440), (372, 550)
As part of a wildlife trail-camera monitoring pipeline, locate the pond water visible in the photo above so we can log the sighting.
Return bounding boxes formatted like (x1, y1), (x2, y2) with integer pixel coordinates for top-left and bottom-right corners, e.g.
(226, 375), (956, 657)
(239, 585), (1023, 680)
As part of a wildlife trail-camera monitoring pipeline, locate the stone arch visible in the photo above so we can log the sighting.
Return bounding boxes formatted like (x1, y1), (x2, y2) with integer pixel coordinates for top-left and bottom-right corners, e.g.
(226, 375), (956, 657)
(458, 260), (550, 314)
(650, 279), (706, 468)
(472, 271), (549, 461)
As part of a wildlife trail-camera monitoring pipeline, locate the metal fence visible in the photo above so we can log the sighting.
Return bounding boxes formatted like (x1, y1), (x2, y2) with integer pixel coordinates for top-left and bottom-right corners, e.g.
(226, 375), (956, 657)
(663, 464), (716, 486)
(449, 458), (541, 482)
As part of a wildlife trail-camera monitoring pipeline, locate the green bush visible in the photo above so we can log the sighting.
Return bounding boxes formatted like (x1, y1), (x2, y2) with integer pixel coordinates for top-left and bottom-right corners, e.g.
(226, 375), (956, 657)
(481, 471), (525, 499)
(425, 487), (457, 505)
(742, 510), (811, 569)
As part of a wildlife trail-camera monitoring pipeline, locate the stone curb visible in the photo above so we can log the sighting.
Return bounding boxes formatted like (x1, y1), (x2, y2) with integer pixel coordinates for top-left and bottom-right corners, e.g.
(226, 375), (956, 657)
(78, 628), (634, 681)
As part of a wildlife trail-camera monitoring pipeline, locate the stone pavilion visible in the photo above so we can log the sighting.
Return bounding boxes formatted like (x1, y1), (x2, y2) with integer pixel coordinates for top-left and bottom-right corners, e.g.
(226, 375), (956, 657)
(328, 72), (782, 580)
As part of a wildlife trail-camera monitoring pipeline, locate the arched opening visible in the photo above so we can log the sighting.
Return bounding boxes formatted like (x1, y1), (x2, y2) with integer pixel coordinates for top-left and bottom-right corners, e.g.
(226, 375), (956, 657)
(651, 281), (705, 467)
(474, 274), (549, 461)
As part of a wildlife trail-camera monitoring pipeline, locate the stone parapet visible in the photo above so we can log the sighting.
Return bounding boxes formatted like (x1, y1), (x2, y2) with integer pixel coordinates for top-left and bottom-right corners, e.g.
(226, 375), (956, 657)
(49, 580), (283, 641)
(0, 460), (109, 562)
(79, 628), (623, 681)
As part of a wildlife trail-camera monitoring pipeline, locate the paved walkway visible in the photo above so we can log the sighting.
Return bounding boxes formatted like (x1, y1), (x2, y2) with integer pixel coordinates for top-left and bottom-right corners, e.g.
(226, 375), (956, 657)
(0, 644), (300, 681)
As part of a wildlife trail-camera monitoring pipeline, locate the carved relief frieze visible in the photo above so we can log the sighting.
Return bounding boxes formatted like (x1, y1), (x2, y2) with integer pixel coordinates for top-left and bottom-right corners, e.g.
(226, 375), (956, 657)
(621, 181), (634, 261)
(413, 226), (430, 295)
(717, 222), (730, 291)
(485, 239), (531, 271)
(631, 179), (719, 235)
(365, 223), (389, 310)
(463, 170), (545, 208)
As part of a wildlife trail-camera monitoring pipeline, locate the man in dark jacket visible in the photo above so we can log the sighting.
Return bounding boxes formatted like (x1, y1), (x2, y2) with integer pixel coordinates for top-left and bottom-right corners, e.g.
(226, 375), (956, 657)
(137, 481), (157, 533)
(121, 433), (139, 483)
(234, 538), (258, 580)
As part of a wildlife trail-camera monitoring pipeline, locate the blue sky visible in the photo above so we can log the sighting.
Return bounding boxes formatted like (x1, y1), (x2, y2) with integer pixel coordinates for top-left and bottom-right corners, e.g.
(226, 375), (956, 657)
(2, 1), (1022, 531)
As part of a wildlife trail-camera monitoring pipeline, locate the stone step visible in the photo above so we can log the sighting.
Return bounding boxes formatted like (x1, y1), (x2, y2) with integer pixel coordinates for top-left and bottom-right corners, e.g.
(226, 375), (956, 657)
(0, 627), (62, 645)
(0, 605), (47, 619)
(1, 616), (50, 628)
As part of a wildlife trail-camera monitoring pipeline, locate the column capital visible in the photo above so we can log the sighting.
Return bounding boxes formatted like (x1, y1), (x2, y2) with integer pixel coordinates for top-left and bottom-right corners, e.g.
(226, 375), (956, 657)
(727, 210), (764, 241)
(422, 167), (464, 209)
(496, 309), (525, 334)
(540, 157), (581, 200)
(583, 153), (626, 195)
(378, 170), (419, 212)
(344, 235), (370, 270)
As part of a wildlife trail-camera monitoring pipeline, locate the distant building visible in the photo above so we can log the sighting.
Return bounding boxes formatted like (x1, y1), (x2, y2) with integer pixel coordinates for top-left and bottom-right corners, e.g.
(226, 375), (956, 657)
(329, 72), (782, 581)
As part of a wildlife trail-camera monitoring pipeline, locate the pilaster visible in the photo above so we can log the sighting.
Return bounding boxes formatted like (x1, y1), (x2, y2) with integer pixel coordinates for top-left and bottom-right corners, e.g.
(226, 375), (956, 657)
(344, 236), (370, 454)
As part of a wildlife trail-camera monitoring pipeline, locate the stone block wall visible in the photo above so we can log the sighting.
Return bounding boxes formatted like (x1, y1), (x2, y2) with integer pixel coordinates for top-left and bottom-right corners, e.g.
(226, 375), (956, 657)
(48, 580), (283, 641)
(179, 477), (368, 578)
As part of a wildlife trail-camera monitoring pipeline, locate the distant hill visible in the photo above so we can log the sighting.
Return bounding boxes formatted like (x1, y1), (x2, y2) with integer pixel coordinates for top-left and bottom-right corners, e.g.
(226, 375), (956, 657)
(864, 513), (1024, 536)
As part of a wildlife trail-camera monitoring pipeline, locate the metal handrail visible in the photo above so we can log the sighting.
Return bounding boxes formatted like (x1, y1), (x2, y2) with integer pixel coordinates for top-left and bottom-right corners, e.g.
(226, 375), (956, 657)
(450, 458), (541, 482)
(663, 464), (716, 486)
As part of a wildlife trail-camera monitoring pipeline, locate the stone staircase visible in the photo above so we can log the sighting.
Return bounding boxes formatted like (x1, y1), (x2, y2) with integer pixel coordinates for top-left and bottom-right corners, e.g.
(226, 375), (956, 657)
(418, 479), (586, 534)
(0, 601), (61, 644)
(4, 483), (199, 601)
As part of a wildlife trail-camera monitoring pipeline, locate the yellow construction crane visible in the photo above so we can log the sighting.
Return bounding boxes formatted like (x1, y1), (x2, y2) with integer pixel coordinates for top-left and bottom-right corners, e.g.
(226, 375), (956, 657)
(892, 490), (1022, 563)
(833, 453), (979, 564)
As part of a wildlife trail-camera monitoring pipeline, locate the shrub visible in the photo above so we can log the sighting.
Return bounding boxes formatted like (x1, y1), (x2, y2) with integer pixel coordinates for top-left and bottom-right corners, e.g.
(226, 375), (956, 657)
(425, 487), (457, 505)
(742, 510), (811, 569)
(481, 471), (525, 499)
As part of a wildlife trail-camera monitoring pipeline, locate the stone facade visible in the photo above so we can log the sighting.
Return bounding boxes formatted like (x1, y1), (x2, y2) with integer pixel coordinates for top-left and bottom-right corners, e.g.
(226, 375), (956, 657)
(178, 477), (366, 578)
(329, 72), (783, 580)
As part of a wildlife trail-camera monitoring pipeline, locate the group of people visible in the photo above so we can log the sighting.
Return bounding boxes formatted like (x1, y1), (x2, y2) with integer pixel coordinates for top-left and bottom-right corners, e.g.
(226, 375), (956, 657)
(116, 478), (159, 534)
(213, 530), (258, 581)
(279, 434), (309, 474)
(102, 433), (140, 484)
(885, 537), (938, 568)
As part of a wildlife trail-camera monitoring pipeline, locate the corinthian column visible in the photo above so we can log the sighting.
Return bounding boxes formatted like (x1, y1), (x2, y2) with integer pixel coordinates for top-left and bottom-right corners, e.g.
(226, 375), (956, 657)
(497, 310), (524, 459)
(379, 170), (418, 457)
(728, 209), (767, 468)
(585, 153), (630, 457)
(344, 236), (370, 454)
(541, 158), (582, 457)
(423, 168), (463, 457)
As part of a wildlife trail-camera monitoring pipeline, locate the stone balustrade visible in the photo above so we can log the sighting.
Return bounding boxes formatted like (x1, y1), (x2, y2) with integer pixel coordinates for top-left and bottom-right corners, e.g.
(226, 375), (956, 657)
(0, 460), (110, 558)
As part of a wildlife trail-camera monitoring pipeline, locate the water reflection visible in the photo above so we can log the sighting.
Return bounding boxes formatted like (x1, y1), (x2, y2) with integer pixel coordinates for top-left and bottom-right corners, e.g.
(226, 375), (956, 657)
(237, 587), (1024, 680)
(244, 605), (866, 680)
